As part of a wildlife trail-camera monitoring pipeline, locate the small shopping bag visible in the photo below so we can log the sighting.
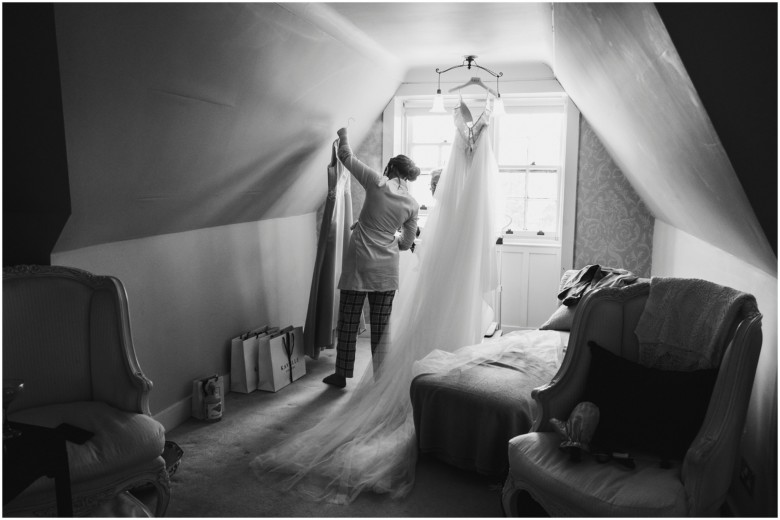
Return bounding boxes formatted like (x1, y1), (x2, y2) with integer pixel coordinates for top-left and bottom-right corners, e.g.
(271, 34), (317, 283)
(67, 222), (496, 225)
(229, 326), (270, 393)
(257, 326), (306, 392)
(281, 326), (306, 382)
(191, 374), (225, 420)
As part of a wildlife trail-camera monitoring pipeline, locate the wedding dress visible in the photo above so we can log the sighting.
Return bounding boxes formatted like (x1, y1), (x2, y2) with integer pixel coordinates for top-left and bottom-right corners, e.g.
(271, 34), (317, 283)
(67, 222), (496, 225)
(250, 94), (507, 504)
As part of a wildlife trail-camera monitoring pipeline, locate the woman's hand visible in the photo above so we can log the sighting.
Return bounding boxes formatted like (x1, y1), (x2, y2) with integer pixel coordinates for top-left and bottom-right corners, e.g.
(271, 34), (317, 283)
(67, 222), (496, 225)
(337, 127), (349, 148)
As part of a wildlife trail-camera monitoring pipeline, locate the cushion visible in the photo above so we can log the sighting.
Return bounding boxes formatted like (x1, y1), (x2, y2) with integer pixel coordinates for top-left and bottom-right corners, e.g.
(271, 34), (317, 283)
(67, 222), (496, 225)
(582, 341), (718, 460)
(411, 330), (564, 476)
(86, 491), (153, 517)
(540, 266), (640, 332)
(539, 304), (575, 331)
(9, 401), (166, 483)
(507, 432), (688, 516)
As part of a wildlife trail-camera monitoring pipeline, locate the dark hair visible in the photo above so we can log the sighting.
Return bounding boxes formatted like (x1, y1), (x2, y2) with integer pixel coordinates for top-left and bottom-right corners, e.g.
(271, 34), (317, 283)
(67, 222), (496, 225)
(386, 154), (420, 182)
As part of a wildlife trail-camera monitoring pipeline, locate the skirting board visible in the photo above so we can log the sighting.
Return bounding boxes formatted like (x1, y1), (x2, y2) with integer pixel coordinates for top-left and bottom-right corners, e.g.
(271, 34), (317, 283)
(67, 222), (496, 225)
(153, 373), (231, 432)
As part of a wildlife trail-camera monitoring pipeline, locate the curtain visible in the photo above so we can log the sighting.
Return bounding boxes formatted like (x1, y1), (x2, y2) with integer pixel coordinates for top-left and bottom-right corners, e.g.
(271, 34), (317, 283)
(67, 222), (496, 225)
(303, 141), (354, 359)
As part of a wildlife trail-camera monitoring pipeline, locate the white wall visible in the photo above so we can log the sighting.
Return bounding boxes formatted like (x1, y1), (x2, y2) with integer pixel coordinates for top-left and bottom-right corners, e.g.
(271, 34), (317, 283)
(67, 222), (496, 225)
(51, 213), (317, 429)
(652, 220), (777, 516)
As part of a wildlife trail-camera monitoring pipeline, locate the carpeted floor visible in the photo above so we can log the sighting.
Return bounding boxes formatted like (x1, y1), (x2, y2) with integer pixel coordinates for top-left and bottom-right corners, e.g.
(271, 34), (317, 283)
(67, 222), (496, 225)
(161, 337), (506, 517)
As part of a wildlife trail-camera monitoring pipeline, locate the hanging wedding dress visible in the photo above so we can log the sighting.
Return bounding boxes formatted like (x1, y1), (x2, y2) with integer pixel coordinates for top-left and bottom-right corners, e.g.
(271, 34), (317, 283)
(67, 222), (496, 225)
(251, 94), (506, 504)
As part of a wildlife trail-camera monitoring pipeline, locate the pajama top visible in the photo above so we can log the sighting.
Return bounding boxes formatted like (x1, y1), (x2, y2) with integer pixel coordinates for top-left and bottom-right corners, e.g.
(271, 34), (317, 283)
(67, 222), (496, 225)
(337, 142), (419, 292)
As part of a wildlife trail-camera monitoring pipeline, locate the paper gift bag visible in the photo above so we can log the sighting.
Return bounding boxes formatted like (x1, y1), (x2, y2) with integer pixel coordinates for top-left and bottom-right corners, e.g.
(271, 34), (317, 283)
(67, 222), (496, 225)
(230, 326), (270, 393)
(257, 326), (306, 392)
(191, 374), (225, 420)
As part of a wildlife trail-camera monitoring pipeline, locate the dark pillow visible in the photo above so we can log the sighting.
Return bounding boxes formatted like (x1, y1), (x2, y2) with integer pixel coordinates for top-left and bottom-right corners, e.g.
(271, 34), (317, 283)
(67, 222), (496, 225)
(582, 341), (718, 461)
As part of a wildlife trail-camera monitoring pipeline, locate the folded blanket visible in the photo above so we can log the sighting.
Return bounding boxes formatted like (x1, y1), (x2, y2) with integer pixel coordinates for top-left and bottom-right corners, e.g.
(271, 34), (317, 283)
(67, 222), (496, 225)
(635, 277), (759, 370)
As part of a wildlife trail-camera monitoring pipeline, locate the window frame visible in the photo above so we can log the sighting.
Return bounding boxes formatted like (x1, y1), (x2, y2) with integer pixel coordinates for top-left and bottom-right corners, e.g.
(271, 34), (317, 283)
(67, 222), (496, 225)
(498, 166), (561, 240)
(401, 96), (567, 242)
(493, 102), (565, 240)
(401, 105), (458, 220)
(382, 87), (580, 270)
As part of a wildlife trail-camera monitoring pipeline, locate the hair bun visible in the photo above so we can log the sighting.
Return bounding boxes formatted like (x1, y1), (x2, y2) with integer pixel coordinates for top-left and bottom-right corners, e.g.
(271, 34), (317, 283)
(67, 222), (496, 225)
(390, 154), (421, 182)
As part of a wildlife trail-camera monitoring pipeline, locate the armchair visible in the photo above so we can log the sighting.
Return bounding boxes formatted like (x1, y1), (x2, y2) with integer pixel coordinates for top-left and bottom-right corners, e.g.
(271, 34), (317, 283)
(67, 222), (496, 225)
(501, 279), (762, 516)
(3, 265), (170, 516)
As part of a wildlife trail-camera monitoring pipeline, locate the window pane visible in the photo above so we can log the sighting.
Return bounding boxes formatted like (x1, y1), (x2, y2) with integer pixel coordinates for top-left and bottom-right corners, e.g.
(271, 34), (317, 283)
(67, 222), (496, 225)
(527, 170), (559, 199)
(497, 115), (530, 165)
(409, 115), (455, 143)
(497, 170), (526, 198)
(526, 199), (558, 232)
(439, 144), (452, 165)
(497, 112), (562, 166)
(503, 197), (526, 233)
(526, 113), (563, 165)
(410, 145), (442, 169)
(409, 173), (435, 211)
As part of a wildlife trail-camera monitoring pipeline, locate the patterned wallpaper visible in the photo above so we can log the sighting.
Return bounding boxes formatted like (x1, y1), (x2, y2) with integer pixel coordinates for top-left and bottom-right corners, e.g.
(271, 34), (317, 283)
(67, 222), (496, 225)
(574, 117), (654, 278)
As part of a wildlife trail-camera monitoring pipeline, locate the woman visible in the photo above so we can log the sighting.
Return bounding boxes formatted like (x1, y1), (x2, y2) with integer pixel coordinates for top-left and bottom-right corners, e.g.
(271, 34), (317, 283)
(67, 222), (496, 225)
(322, 127), (420, 388)
(252, 97), (499, 504)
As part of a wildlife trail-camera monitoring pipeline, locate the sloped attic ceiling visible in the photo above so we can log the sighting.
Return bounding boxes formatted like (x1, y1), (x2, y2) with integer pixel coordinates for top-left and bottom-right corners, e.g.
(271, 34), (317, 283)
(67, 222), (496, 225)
(52, 3), (775, 276)
(552, 3), (776, 275)
(53, 2), (406, 252)
(52, 2), (553, 253)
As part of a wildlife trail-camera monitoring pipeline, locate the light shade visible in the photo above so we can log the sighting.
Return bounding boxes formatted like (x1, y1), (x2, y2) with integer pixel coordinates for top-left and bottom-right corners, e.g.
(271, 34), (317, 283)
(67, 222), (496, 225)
(430, 90), (446, 113)
(493, 95), (506, 117)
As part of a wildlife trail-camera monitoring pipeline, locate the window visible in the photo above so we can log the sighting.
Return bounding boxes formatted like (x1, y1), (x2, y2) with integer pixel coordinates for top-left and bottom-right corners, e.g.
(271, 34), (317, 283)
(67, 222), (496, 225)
(403, 98), (565, 240)
(403, 108), (454, 228)
(495, 105), (563, 238)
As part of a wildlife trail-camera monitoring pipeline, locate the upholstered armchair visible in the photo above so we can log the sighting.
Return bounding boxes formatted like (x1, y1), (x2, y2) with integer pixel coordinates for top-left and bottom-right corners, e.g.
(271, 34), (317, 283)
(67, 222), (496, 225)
(3, 265), (170, 516)
(502, 278), (763, 517)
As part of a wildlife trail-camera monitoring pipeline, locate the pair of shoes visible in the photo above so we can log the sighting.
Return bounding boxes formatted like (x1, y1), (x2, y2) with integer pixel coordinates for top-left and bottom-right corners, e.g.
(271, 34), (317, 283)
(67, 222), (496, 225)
(323, 373), (346, 388)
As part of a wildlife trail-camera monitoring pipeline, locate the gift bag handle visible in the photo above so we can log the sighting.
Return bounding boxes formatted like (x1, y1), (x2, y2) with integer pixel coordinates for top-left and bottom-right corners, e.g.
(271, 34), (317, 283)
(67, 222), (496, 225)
(282, 332), (295, 384)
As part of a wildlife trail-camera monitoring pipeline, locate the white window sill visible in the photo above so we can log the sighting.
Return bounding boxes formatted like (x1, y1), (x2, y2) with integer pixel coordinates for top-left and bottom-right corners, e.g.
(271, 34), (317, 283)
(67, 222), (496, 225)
(499, 237), (561, 248)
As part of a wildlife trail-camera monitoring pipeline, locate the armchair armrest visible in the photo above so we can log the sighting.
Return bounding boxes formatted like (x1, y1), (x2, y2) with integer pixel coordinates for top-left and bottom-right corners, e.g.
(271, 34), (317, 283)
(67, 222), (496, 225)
(531, 291), (600, 431)
(91, 276), (154, 415)
(531, 282), (651, 432)
(682, 313), (762, 515)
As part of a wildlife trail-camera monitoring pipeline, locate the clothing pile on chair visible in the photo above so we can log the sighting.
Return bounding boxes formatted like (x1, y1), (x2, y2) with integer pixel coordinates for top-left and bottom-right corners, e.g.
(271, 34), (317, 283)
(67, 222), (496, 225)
(557, 264), (639, 306)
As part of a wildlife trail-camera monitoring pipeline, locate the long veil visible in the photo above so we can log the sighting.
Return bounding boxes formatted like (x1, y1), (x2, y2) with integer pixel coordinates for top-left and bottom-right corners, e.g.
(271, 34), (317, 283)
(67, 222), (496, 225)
(250, 99), (502, 504)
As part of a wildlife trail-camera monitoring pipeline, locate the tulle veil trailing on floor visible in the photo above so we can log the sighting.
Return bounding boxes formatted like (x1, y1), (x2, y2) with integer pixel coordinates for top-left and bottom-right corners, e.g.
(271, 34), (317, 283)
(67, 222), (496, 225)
(250, 96), (509, 504)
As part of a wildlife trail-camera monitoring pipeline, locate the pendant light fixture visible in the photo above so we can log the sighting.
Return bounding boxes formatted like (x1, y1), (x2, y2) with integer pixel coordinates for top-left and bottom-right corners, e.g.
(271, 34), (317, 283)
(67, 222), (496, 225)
(430, 55), (503, 114)
(430, 70), (446, 113)
(493, 74), (506, 117)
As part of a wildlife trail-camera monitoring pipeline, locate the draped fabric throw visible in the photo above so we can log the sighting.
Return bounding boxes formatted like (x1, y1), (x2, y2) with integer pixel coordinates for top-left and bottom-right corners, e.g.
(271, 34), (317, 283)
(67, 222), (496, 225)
(303, 141), (354, 359)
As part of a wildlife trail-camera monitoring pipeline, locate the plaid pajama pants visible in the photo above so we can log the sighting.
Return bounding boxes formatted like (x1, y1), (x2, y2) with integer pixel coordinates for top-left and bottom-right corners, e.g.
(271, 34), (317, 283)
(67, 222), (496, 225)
(335, 289), (396, 378)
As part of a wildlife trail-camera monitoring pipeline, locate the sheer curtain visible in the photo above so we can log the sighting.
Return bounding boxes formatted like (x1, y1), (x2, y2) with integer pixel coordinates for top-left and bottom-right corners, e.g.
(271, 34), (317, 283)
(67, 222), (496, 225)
(303, 142), (354, 359)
